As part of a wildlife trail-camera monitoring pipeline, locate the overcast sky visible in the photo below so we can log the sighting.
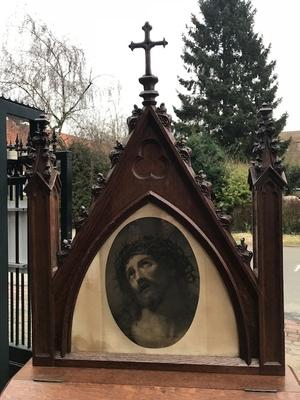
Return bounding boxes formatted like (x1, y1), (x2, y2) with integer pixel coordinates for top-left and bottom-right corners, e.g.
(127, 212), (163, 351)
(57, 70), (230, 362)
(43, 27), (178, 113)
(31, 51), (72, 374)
(1, 0), (299, 131)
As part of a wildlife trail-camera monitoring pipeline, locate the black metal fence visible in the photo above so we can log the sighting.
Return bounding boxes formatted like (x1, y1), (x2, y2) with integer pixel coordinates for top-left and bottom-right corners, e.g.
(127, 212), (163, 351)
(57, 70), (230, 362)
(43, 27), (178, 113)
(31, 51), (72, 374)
(0, 98), (43, 389)
(6, 127), (72, 378)
(7, 148), (32, 374)
(0, 99), (72, 388)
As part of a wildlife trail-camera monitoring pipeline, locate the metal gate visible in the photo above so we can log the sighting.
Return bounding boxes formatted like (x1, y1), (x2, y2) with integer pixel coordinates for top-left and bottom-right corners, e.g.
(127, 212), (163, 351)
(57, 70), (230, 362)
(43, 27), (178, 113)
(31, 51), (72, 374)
(6, 139), (72, 378)
(0, 98), (43, 389)
(0, 97), (72, 388)
(7, 147), (32, 375)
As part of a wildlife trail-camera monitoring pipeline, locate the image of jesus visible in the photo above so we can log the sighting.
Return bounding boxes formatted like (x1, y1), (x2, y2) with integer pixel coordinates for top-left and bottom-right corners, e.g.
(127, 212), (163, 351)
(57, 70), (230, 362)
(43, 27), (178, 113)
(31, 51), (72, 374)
(111, 236), (199, 348)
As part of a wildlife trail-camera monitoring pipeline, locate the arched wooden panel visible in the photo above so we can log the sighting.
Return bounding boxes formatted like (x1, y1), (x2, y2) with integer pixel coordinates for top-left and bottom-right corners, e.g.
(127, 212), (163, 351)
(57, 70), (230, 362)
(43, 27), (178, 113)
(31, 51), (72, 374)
(52, 107), (258, 369)
(56, 192), (256, 364)
(71, 204), (240, 357)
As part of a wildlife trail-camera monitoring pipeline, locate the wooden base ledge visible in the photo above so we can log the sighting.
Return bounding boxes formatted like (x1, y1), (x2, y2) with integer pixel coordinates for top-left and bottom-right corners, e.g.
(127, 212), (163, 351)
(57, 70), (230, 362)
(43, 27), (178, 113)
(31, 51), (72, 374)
(33, 352), (286, 375)
(47, 352), (262, 375)
(1, 360), (300, 400)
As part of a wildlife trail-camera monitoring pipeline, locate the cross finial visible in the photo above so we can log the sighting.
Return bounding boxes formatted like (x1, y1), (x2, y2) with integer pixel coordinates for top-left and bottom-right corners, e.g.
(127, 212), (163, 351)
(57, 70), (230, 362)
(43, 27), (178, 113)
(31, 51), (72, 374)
(129, 22), (168, 106)
(129, 22), (167, 76)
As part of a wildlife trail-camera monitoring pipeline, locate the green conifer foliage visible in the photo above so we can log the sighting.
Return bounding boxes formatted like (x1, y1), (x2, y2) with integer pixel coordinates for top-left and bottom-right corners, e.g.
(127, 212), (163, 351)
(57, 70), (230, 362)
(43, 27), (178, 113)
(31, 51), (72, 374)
(175, 0), (287, 158)
(69, 141), (110, 221)
(187, 133), (226, 199)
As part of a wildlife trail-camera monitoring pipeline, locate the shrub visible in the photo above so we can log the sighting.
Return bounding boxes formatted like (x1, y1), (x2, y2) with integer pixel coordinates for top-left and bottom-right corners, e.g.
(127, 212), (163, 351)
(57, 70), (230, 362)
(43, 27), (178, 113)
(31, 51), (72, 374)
(231, 196), (300, 234)
(284, 164), (300, 195)
(69, 141), (110, 222)
(219, 162), (251, 212)
(282, 197), (300, 234)
(231, 205), (252, 232)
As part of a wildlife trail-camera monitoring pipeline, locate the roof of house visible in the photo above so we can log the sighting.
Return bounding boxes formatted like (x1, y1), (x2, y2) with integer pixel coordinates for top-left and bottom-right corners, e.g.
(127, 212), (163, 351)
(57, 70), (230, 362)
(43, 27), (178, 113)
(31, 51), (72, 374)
(6, 116), (29, 145)
(280, 131), (300, 165)
(6, 116), (113, 154)
(6, 116), (80, 149)
(58, 133), (81, 148)
(0, 95), (43, 111)
(280, 130), (300, 142)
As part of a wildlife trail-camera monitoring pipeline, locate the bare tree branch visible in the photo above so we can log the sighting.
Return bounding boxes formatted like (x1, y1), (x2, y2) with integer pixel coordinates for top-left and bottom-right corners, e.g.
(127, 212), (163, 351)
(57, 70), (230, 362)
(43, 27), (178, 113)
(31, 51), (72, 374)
(0, 15), (94, 134)
(0, 14), (126, 139)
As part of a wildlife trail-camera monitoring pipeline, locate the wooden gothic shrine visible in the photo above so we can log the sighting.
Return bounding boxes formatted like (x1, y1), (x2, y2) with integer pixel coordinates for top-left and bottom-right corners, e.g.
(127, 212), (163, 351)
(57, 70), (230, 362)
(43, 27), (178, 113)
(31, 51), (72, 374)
(25, 23), (287, 377)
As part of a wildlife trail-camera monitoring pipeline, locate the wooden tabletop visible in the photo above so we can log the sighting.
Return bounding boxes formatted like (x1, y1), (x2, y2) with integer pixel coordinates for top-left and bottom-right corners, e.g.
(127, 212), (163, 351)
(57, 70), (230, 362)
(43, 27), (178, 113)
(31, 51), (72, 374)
(1, 360), (300, 400)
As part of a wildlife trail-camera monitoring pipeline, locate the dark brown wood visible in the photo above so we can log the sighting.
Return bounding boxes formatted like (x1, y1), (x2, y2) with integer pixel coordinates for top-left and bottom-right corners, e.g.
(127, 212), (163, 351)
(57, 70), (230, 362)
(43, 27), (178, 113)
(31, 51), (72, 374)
(13, 360), (300, 389)
(25, 115), (60, 365)
(253, 180), (285, 373)
(24, 102), (286, 376)
(1, 360), (299, 400)
(249, 105), (286, 375)
(52, 106), (258, 368)
(52, 356), (260, 376)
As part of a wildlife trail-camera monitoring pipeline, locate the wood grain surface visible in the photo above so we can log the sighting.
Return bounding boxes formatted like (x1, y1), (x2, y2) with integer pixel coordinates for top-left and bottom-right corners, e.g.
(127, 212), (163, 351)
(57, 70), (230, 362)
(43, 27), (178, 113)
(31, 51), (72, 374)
(1, 361), (299, 400)
(25, 104), (286, 376)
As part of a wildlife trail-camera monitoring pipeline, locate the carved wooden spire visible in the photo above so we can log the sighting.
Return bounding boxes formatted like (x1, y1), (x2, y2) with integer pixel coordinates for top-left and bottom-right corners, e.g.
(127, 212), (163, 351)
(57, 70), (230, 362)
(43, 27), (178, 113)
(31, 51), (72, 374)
(26, 114), (56, 182)
(249, 103), (286, 374)
(251, 104), (284, 178)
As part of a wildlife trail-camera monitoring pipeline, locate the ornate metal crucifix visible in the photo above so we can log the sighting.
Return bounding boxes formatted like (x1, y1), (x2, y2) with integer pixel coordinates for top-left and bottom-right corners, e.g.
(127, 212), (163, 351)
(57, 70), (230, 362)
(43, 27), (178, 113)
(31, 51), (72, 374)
(129, 22), (167, 76)
(129, 22), (168, 106)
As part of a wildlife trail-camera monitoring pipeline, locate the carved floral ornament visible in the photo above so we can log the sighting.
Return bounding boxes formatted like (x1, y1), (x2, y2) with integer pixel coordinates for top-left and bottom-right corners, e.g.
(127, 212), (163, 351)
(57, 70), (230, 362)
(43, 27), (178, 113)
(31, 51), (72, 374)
(252, 103), (283, 174)
(127, 103), (172, 132)
(26, 114), (57, 182)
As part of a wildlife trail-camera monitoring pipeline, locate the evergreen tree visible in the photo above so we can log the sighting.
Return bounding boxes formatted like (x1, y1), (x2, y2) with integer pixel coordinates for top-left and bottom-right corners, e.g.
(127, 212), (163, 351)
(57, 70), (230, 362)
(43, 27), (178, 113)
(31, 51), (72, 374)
(175, 0), (287, 158)
(187, 133), (227, 199)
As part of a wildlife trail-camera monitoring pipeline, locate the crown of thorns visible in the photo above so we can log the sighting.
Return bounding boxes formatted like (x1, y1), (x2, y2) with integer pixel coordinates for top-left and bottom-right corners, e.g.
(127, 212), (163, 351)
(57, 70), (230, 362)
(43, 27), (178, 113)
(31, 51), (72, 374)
(115, 236), (197, 291)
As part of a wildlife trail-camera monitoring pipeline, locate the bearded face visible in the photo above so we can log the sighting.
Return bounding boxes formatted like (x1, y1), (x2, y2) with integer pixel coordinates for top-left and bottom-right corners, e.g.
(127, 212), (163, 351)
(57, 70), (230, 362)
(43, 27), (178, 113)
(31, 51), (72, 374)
(125, 254), (170, 309)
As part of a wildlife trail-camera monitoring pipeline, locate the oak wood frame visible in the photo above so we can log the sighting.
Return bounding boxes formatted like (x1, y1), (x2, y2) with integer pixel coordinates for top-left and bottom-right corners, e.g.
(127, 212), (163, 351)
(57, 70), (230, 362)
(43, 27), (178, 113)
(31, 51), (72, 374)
(27, 105), (285, 375)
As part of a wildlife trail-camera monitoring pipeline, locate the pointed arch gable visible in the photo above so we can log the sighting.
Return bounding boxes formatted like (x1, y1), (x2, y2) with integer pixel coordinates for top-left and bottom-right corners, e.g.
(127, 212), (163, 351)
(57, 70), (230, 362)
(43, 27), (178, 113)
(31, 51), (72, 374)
(51, 105), (259, 368)
(57, 192), (255, 363)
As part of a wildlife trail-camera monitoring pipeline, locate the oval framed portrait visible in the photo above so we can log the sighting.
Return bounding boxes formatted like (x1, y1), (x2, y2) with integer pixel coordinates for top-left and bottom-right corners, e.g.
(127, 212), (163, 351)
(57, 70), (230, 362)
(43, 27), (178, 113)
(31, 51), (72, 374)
(106, 217), (199, 348)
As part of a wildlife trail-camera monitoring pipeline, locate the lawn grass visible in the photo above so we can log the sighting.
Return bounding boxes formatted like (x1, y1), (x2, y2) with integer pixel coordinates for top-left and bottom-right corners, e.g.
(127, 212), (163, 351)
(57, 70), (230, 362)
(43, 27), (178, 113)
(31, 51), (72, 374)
(232, 232), (300, 247)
